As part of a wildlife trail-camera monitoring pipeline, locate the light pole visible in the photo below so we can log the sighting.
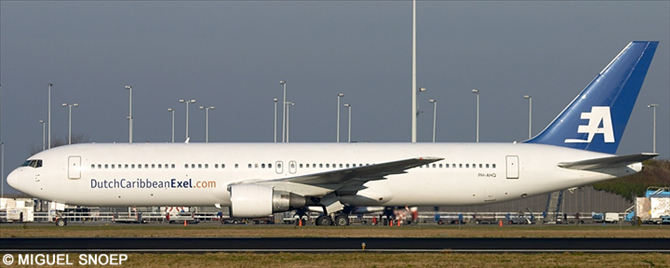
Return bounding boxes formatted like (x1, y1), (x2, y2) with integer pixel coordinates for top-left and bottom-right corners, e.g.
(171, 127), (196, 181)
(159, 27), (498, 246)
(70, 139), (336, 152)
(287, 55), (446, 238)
(472, 89), (479, 143)
(39, 120), (46, 151)
(179, 99), (196, 141)
(62, 103), (79, 144)
(344, 103), (352, 143)
(48, 83), (52, 149)
(279, 80), (287, 143)
(199, 106), (215, 143)
(273, 98), (278, 143)
(0, 85), (2, 199)
(125, 85), (133, 143)
(411, 0), (417, 143)
(524, 95), (532, 139)
(429, 99), (437, 143)
(286, 102), (295, 143)
(337, 93), (345, 143)
(648, 104), (658, 154)
(1, 142), (3, 200)
(167, 108), (175, 143)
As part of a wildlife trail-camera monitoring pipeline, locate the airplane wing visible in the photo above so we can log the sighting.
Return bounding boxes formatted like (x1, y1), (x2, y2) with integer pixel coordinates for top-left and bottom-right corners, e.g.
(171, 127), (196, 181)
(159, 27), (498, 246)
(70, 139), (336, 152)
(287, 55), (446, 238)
(557, 153), (658, 170)
(231, 157), (443, 197)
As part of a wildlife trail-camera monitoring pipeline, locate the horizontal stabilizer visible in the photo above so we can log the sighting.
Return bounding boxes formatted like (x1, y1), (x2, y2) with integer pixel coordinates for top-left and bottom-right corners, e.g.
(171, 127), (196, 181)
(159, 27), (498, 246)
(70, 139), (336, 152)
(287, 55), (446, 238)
(558, 153), (658, 170)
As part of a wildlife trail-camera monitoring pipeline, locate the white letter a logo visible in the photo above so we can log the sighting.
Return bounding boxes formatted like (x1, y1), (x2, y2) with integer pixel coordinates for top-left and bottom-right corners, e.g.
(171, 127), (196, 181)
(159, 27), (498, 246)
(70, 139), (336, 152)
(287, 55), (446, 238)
(565, 106), (615, 143)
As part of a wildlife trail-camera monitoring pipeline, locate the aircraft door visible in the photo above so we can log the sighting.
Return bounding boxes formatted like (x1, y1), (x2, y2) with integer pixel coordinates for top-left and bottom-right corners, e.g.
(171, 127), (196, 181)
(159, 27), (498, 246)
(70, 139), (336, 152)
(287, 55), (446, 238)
(506, 155), (519, 179)
(289, 161), (297, 174)
(68, 156), (81, 179)
(275, 161), (283, 174)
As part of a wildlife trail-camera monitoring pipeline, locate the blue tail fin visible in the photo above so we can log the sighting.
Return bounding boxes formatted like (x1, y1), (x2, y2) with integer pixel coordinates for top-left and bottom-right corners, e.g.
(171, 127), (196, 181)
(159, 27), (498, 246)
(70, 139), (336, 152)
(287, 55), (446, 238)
(525, 41), (658, 154)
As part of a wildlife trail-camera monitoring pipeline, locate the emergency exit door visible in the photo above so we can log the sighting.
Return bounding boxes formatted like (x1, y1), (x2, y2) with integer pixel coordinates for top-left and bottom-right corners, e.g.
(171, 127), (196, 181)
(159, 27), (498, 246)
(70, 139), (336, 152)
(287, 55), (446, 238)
(506, 155), (519, 179)
(68, 156), (81, 179)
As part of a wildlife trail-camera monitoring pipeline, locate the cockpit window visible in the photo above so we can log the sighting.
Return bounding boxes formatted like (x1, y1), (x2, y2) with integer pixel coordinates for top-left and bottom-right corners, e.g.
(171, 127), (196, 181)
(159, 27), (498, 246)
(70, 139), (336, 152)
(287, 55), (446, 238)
(21, 159), (43, 168)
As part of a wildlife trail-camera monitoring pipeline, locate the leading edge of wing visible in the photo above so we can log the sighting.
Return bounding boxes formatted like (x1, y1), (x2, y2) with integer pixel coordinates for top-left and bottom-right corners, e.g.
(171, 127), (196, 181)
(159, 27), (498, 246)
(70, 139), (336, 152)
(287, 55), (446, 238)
(265, 156), (442, 185)
(557, 153), (658, 170)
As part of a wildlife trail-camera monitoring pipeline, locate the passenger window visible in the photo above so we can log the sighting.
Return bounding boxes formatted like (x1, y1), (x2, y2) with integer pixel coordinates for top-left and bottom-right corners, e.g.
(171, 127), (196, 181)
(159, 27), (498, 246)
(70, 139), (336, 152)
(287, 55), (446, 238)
(198, 164), (202, 168)
(492, 164), (497, 168)
(171, 164), (175, 168)
(91, 164), (95, 169)
(235, 164), (239, 168)
(268, 163), (271, 168)
(104, 164), (108, 169)
(486, 164), (490, 168)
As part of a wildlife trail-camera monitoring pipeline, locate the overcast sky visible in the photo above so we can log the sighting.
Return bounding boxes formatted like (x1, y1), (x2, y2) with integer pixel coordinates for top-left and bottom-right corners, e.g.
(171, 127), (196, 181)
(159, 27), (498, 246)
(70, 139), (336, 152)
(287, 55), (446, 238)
(1, 1), (668, 194)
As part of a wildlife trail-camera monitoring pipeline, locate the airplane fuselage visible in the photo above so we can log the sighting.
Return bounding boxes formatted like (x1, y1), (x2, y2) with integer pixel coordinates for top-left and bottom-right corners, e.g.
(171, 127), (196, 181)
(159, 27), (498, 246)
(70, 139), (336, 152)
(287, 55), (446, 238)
(7, 142), (639, 207)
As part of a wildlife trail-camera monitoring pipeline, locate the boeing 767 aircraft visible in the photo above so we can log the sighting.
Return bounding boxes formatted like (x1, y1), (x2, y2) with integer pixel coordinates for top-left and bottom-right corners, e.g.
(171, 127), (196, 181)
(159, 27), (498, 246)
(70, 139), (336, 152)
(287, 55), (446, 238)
(7, 41), (659, 226)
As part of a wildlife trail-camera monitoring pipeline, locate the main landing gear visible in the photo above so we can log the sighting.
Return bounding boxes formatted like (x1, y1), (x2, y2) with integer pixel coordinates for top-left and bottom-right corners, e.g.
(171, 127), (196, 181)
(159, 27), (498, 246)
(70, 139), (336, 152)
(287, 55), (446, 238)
(315, 214), (349, 226)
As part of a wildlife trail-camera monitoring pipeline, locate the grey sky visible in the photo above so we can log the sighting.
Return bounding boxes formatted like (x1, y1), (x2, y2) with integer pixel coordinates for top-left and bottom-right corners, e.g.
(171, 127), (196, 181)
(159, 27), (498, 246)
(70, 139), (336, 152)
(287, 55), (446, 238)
(1, 1), (669, 194)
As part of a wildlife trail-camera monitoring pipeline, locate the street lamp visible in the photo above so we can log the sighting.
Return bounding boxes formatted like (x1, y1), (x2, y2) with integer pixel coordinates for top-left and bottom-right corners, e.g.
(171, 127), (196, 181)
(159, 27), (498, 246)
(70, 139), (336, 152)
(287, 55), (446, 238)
(524, 95), (532, 139)
(273, 98), (278, 143)
(648, 104), (658, 154)
(472, 89), (479, 143)
(344, 103), (352, 143)
(39, 120), (45, 151)
(429, 99), (437, 143)
(286, 101), (295, 143)
(179, 99), (196, 141)
(411, 0), (417, 143)
(47, 83), (52, 149)
(337, 93), (345, 143)
(412, 87), (426, 142)
(62, 103), (79, 144)
(125, 85), (133, 143)
(199, 106), (215, 143)
(279, 80), (287, 143)
(167, 108), (175, 143)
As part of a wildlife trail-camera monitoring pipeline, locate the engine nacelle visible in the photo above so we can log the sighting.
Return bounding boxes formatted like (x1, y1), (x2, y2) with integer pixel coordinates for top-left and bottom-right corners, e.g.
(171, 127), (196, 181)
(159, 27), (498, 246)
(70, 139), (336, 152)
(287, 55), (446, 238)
(229, 184), (307, 218)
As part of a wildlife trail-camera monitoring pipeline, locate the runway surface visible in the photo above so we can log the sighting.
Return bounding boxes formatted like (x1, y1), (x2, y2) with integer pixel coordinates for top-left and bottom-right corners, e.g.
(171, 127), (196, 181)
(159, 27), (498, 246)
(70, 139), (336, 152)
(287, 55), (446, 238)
(2, 238), (669, 253)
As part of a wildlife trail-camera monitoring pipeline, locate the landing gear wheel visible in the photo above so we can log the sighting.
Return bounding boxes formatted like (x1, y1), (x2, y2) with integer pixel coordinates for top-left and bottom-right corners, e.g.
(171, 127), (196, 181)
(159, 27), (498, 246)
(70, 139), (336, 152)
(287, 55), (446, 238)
(55, 218), (67, 227)
(316, 215), (333, 226)
(334, 215), (349, 226)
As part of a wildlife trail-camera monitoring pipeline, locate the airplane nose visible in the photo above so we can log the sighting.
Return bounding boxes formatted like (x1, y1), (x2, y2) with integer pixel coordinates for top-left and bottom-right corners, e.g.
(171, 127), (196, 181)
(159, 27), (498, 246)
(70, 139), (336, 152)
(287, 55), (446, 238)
(7, 169), (20, 189)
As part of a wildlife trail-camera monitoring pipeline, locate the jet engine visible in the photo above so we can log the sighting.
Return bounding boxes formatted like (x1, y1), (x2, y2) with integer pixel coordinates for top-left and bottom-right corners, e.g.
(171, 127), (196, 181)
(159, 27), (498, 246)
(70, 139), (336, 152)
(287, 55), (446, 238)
(229, 184), (307, 218)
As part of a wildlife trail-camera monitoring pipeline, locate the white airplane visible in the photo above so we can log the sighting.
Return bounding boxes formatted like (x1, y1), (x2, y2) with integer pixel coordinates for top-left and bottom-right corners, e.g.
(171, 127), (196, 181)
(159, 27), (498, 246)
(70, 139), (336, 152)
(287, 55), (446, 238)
(7, 41), (659, 226)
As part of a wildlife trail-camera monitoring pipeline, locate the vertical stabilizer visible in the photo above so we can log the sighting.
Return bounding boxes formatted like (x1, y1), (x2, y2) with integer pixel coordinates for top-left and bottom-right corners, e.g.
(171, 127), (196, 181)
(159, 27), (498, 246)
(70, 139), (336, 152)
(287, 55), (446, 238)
(525, 41), (658, 154)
